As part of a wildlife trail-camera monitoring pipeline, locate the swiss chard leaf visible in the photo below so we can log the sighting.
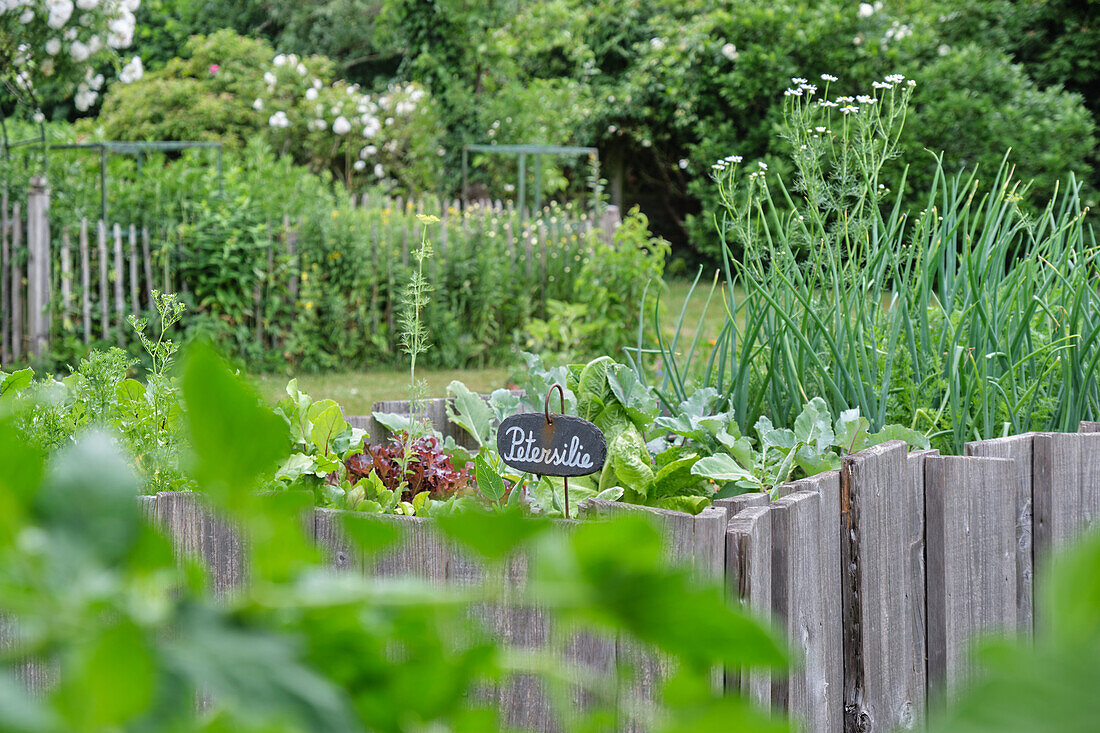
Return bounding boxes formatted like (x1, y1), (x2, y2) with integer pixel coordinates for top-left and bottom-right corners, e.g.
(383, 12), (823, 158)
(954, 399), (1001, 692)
(446, 380), (494, 447)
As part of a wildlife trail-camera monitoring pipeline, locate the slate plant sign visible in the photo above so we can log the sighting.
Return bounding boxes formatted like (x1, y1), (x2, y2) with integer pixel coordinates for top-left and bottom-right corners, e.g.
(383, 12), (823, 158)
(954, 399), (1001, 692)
(496, 413), (606, 477)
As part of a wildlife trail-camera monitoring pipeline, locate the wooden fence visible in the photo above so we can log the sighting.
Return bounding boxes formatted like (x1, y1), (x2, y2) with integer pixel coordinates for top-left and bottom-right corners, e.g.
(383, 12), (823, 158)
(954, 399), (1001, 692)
(4, 398), (1100, 731)
(0, 183), (618, 364)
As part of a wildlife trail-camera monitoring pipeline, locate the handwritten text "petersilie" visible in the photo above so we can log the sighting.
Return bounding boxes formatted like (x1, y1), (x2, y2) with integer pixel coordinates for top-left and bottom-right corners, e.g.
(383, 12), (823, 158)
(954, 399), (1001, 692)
(502, 426), (595, 470)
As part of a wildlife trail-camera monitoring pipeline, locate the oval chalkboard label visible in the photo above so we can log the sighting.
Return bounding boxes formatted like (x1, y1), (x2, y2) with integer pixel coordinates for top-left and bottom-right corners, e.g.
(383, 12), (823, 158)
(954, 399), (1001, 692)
(496, 413), (606, 477)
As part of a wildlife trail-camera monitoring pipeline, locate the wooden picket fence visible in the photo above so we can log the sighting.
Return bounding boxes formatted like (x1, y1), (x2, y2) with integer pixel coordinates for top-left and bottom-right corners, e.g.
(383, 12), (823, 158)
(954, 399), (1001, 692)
(0, 184), (618, 364)
(3, 400), (1099, 731)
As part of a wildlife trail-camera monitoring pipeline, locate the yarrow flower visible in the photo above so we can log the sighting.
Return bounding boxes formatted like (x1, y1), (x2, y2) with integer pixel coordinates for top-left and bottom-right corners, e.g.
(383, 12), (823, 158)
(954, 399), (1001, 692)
(819, 100), (838, 108)
(791, 77), (808, 85)
(721, 43), (738, 60)
(821, 74), (838, 82)
(784, 87), (802, 96)
(884, 73), (905, 84)
(268, 110), (290, 128)
(724, 154), (742, 163)
(856, 95), (876, 104)
(758, 161), (767, 170)
(872, 80), (893, 89)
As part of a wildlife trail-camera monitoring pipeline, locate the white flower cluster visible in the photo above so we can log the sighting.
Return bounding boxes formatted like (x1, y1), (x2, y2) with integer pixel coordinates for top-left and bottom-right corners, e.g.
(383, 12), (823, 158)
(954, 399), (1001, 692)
(259, 53), (429, 175)
(2, 0), (142, 110)
(857, 2), (882, 18)
(711, 154), (743, 172)
(797, 74), (914, 115)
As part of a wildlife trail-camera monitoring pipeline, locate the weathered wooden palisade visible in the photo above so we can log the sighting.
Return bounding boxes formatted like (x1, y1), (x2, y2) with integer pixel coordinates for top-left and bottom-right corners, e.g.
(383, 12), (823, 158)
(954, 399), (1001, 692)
(4, 404), (1100, 732)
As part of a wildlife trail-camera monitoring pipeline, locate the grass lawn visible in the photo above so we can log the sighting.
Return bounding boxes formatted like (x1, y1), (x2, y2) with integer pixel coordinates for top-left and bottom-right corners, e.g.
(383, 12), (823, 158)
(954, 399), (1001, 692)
(252, 277), (731, 413)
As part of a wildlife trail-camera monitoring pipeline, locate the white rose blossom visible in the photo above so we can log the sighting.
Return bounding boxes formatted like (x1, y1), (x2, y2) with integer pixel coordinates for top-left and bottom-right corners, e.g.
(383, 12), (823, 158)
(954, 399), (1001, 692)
(332, 116), (351, 135)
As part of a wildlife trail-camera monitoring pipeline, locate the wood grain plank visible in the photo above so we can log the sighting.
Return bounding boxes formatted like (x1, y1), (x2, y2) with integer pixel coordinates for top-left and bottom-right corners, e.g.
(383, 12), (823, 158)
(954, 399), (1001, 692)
(778, 470), (843, 733)
(964, 435), (1035, 634)
(840, 441), (924, 732)
(924, 455), (1016, 698)
(726, 505), (772, 707)
(770, 490), (829, 730)
(714, 492), (770, 519)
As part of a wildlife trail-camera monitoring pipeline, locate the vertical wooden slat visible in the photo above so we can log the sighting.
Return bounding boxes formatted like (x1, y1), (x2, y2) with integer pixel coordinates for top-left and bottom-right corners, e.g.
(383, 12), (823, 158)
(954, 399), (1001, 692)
(11, 204), (22, 361)
(840, 441), (924, 732)
(313, 507), (362, 572)
(964, 435), (1035, 634)
(80, 220), (91, 343)
(285, 215), (299, 299)
(726, 504), (772, 706)
(1079, 421), (1100, 433)
(778, 470), (844, 733)
(1, 189), (9, 362)
(157, 492), (245, 597)
(60, 230), (73, 328)
(113, 223), (125, 331)
(714, 491), (770, 518)
(1032, 432), (1100, 570)
(98, 220), (109, 340)
(924, 455), (1016, 697)
(128, 224), (140, 316)
(771, 490), (829, 730)
(26, 177), (50, 358)
(141, 226), (153, 310)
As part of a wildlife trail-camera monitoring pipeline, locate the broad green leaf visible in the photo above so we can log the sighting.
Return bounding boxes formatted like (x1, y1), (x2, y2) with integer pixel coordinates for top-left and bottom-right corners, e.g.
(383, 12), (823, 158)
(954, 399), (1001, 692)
(474, 454), (505, 503)
(576, 356), (615, 421)
(595, 486), (625, 502)
(65, 620), (155, 727)
(793, 397), (834, 452)
(609, 429), (655, 497)
(309, 402), (347, 455)
(835, 409), (870, 453)
(40, 431), (141, 564)
(653, 455), (702, 500)
(372, 411), (414, 435)
(691, 454), (758, 484)
(871, 424), (931, 450)
(181, 342), (288, 503)
(0, 420), (44, 546)
(563, 516), (787, 668)
(488, 388), (522, 427)
(114, 379), (146, 404)
(0, 367), (34, 398)
(412, 491), (431, 515)
(276, 453), (315, 482)
(606, 364), (660, 426)
(656, 495), (711, 515)
(446, 380), (494, 447)
(794, 444), (841, 476)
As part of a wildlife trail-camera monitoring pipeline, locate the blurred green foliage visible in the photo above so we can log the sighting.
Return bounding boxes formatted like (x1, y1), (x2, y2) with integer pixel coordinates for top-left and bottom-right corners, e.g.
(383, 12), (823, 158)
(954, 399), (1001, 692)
(0, 341), (791, 732)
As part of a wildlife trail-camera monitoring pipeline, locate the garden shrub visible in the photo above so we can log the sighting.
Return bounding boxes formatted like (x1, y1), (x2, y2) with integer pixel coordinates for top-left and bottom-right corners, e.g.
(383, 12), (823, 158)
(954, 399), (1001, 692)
(899, 44), (1095, 207)
(96, 29), (272, 147)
